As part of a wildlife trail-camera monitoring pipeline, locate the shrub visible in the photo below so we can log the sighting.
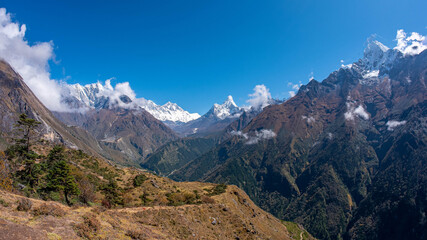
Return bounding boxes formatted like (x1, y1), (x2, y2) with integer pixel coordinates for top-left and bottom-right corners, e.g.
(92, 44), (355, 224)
(0, 197), (9, 207)
(91, 206), (107, 215)
(101, 179), (123, 208)
(123, 193), (134, 207)
(206, 184), (227, 196)
(101, 199), (111, 209)
(0, 152), (13, 191)
(33, 203), (65, 217)
(17, 198), (32, 211)
(139, 192), (152, 206)
(166, 191), (197, 206)
(74, 213), (101, 240)
(126, 229), (148, 239)
(193, 190), (200, 200)
(133, 174), (147, 187)
(78, 178), (96, 205)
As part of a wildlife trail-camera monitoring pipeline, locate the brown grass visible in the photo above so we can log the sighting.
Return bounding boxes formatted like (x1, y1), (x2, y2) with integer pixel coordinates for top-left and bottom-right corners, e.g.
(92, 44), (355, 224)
(32, 203), (65, 217)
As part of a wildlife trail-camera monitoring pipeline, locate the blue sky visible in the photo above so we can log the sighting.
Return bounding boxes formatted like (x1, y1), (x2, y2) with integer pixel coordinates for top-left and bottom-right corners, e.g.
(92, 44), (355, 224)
(1, 0), (426, 113)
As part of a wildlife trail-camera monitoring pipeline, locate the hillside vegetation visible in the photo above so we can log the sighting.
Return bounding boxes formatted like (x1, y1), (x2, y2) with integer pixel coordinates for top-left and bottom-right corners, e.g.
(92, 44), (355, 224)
(0, 114), (312, 240)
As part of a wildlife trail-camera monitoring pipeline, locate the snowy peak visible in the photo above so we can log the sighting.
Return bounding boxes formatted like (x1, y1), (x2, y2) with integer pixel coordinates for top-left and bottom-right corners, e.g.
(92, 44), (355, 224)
(363, 39), (389, 69)
(61, 81), (200, 123)
(207, 95), (243, 120)
(224, 95), (238, 108)
(163, 102), (182, 111)
(360, 38), (401, 73)
(63, 82), (136, 110)
(140, 100), (200, 123)
(342, 30), (426, 85)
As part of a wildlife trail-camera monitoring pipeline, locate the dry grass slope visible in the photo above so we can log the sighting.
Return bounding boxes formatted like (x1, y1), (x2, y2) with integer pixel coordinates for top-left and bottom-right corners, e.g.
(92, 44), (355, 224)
(0, 174), (313, 239)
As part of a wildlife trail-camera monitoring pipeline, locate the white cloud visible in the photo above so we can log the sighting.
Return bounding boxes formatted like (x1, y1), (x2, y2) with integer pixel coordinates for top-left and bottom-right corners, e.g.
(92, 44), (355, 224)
(287, 81), (302, 98)
(302, 115), (315, 124)
(246, 84), (272, 110)
(394, 29), (427, 56)
(345, 102), (369, 121)
(354, 105), (369, 120)
(230, 130), (248, 139)
(99, 78), (137, 108)
(386, 120), (407, 131)
(246, 129), (276, 145)
(0, 8), (70, 112)
(232, 129), (276, 145)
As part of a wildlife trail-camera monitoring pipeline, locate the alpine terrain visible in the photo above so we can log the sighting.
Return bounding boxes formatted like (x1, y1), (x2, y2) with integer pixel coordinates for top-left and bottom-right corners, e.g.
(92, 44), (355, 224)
(0, 56), (308, 240)
(170, 39), (427, 240)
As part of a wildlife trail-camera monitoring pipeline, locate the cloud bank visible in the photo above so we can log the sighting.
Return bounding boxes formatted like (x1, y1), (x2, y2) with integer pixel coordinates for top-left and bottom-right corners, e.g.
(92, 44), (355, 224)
(0, 8), (68, 112)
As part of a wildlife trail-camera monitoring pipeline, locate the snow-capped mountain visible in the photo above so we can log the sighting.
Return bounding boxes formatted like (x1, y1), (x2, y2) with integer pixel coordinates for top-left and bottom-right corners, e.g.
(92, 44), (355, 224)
(341, 32), (426, 86)
(204, 95), (243, 120)
(61, 81), (200, 123)
(134, 99), (200, 123)
(166, 95), (245, 136)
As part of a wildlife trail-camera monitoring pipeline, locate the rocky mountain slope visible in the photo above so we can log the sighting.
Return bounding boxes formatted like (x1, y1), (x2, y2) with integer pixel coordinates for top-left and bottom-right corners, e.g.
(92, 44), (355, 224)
(141, 106), (266, 177)
(0, 59), (177, 167)
(55, 81), (181, 166)
(170, 40), (427, 239)
(55, 107), (178, 166)
(0, 60), (107, 158)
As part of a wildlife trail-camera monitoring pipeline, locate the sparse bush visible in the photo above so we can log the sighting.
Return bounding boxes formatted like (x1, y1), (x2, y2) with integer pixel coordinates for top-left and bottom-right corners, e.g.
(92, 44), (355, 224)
(126, 229), (148, 239)
(32, 203), (65, 217)
(166, 191), (197, 206)
(123, 193), (134, 207)
(0, 197), (9, 207)
(201, 195), (215, 204)
(133, 174), (147, 187)
(91, 206), (107, 215)
(17, 198), (33, 211)
(78, 178), (96, 205)
(74, 213), (101, 240)
(139, 192), (152, 206)
(101, 199), (111, 209)
(206, 184), (227, 196)
(155, 194), (169, 205)
(0, 152), (13, 191)
(193, 190), (200, 199)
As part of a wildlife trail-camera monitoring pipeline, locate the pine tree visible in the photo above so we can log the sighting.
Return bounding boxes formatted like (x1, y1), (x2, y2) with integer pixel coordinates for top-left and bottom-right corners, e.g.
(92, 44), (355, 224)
(14, 113), (41, 154)
(45, 147), (80, 205)
(10, 114), (41, 189)
(102, 179), (123, 207)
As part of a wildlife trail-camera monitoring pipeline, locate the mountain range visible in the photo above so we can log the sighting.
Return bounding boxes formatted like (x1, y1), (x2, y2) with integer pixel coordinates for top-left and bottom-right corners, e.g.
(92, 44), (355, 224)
(1, 30), (425, 240)
(167, 39), (427, 240)
(0, 55), (310, 240)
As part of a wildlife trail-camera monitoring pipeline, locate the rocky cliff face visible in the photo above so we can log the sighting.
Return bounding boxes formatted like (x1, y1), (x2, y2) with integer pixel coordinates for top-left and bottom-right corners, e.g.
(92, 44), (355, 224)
(171, 43), (427, 239)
